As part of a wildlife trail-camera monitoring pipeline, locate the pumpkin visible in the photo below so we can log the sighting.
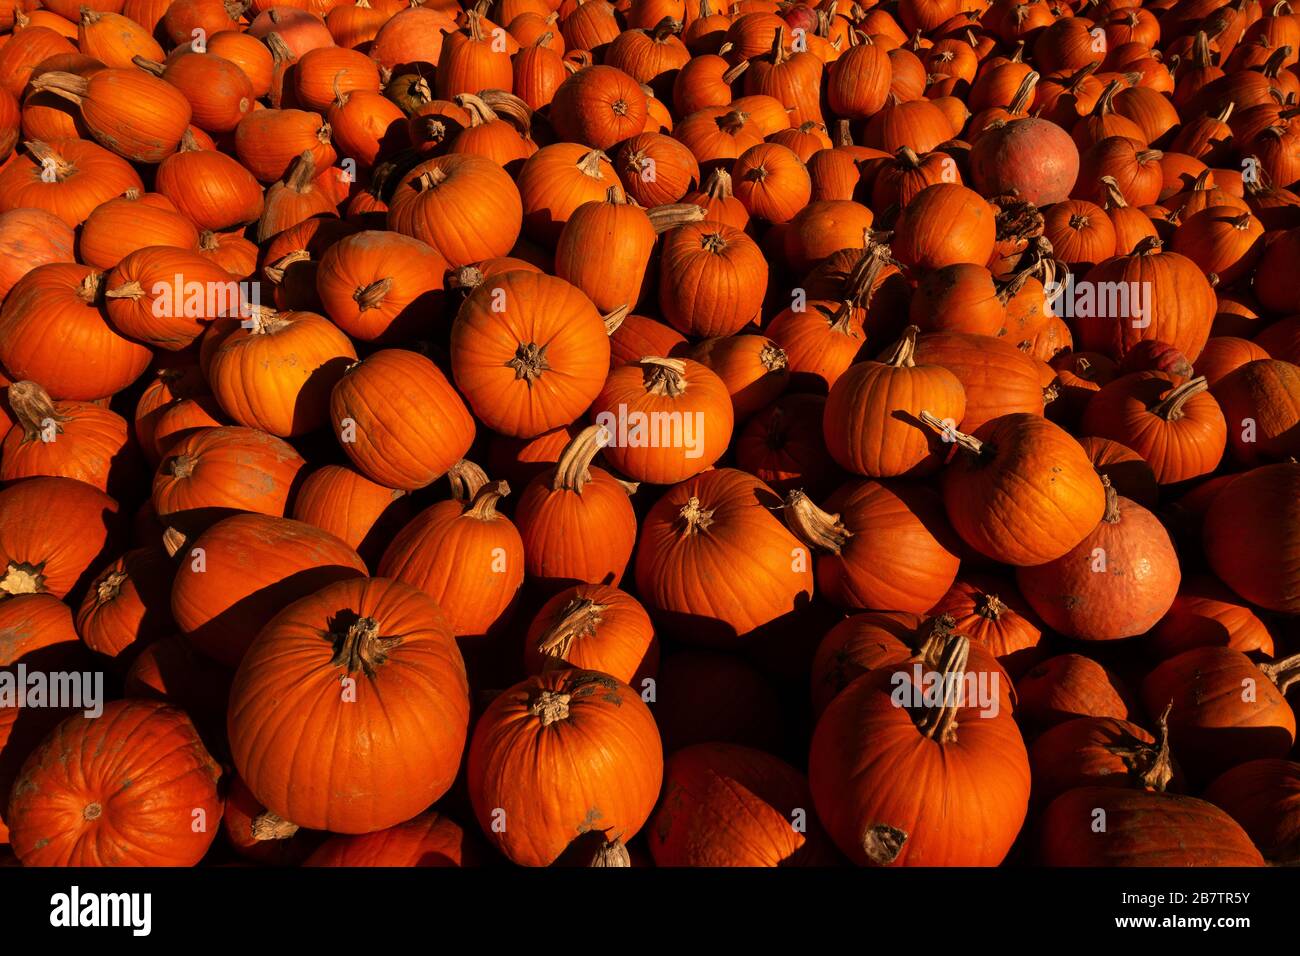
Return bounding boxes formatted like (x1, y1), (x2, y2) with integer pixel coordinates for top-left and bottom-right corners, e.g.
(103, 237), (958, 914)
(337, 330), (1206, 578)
(256, 151), (339, 243)
(1149, 573), (1275, 661)
(134, 51), (253, 134)
(0, 476), (120, 601)
(589, 356), (734, 483)
(305, 811), (479, 866)
(550, 64), (649, 149)
(171, 513), (368, 668)
(930, 573), (1046, 677)
(970, 117), (1081, 205)
(524, 582), (658, 683)
(1029, 715), (1177, 809)
(1076, 435), (1159, 508)
(515, 425), (638, 588)
(330, 349), (476, 491)
(808, 610), (923, 715)
(104, 246), (242, 351)
(0, 208), (75, 300)
(387, 153), (523, 267)
(221, 774), (322, 866)
(784, 481), (961, 613)
(1195, 336), (1271, 387)
(451, 270), (609, 438)
(517, 144), (625, 244)
(28, 68), (191, 163)
(617, 131), (700, 206)
(1080, 372), (1227, 484)
(1202, 759), (1300, 864)
(1037, 787), (1265, 866)
(467, 669), (663, 866)
(1016, 478), (1180, 640)
(1041, 199), (1116, 270)
(1, 380), (130, 492)
(823, 326), (966, 477)
(79, 191), (200, 271)
(155, 131), (265, 232)
(0, 263), (150, 402)
(634, 468), (814, 645)
(291, 463), (412, 567)
(74, 544), (174, 662)
(658, 220), (768, 337)
(648, 742), (834, 866)
(228, 576), (469, 834)
(152, 425), (304, 527)
(827, 32), (892, 118)
(314, 230), (448, 343)
(891, 182), (997, 270)
(1203, 461), (1300, 614)
(809, 632), (1031, 865)
(7, 699), (222, 866)
(1015, 653), (1134, 730)
(1141, 645), (1299, 783)
(204, 309), (357, 438)
(923, 412), (1105, 565)
(1213, 359), (1300, 464)
(234, 108), (337, 185)
(684, 334), (787, 421)
(735, 393), (841, 498)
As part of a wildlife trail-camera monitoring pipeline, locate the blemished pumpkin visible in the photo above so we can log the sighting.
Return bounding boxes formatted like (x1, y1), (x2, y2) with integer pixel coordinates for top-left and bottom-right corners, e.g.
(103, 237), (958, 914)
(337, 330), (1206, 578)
(330, 349), (476, 491)
(809, 632), (1031, 865)
(523, 582), (658, 684)
(7, 699), (223, 866)
(1015, 479), (1181, 641)
(450, 270), (610, 439)
(170, 513), (368, 668)
(634, 468), (814, 645)
(0, 476), (120, 601)
(1, 380), (131, 492)
(378, 473), (525, 639)
(152, 425), (305, 526)
(589, 357), (734, 484)
(228, 577), (470, 834)
(467, 669), (663, 867)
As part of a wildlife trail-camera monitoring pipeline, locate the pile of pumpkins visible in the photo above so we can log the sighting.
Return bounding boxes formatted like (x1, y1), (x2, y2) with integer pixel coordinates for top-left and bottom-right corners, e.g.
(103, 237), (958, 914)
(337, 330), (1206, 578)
(0, 0), (1297, 867)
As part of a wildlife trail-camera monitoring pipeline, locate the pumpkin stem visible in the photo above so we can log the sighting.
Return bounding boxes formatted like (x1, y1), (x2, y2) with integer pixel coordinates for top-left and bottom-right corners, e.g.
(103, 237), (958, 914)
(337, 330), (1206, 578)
(1007, 70), (1039, 114)
(914, 632), (971, 743)
(1100, 475), (1122, 522)
(760, 341), (787, 371)
(1108, 700), (1174, 792)
(27, 71), (89, 104)
(552, 424), (608, 493)
(847, 240), (901, 309)
(530, 688), (572, 726)
(263, 248), (311, 284)
(770, 25), (789, 64)
(782, 489), (852, 555)
(1258, 651), (1300, 694)
(1132, 234), (1163, 256)
(700, 167), (735, 201)
(639, 356), (689, 397)
(23, 141), (73, 180)
(862, 825), (908, 865)
(250, 811), (300, 841)
(243, 305), (290, 335)
(0, 562), (45, 596)
(506, 342), (551, 385)
(827, 300), (860, 336)
(7, 381), (69, 443)
(715, 109), (750, 135)
(131, 55), (166, 76)
(535, 596), (609, 670)
(913, 613), (959, 664)
(918, 409), (981, 454)
(329, 615), (400, 678)
(589, 835), (631, 867)
(678, 495), (716, 535)
(895, 145), (923, 169)
(1151, 375), (1208, 421)
(1099, 175), (1130, 208)
(169, 453), (197, 479)
(650, 15), (680, 40)
(646, 202), (706, 233)
(447, 458), (489, 501)
(353, 277), (392, 312)
(283, 150), (318, 192)
(104, 278), (146, 302)
(454, 92), (499, 127)
(975, 591), (1008, 621)
(76, 271), (103, 303)
(161, 527), (187, 559)
(94, 570), (128, 607)
(883, 326), (920, 368)
(576, 148), (611, 179)
(463, 479), (510, 520)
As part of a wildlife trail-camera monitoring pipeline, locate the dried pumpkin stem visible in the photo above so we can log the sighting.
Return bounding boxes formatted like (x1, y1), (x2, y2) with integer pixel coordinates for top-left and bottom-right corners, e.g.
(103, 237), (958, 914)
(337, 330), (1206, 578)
(919, 409), (981, 454)
(535, 597), (608, 669)
(353, 277), (392, 312)
(1151, 375), (1208, 421)
(1259, 651), (1300, 694)
(530, 689), (572, 726)
(640, 356), (688, 397)
(7, 381), (69, 442)
(883, 326), (920, 368)
(915, 633), (971, 743)
(447, 458), (489, 501)
(329, 616), (400, 678)
(647, 202), (706, 233)
(783, 490), (852, 555)
(464, 479), (510, 520)
(602, 304), (630, 335)
(250, 811), (300, 841)
(678, 496), (715, 534)
(552, 424), (609, 493)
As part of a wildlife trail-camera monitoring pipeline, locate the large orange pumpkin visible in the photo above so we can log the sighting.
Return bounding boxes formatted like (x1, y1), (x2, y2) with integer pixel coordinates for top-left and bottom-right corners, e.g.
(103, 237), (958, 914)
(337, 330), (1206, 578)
(228, 576), (469, 834)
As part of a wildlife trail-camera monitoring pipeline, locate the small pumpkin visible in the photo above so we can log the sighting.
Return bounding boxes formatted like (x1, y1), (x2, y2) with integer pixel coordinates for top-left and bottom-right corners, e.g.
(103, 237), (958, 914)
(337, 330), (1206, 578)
(524, 582), (658, 684)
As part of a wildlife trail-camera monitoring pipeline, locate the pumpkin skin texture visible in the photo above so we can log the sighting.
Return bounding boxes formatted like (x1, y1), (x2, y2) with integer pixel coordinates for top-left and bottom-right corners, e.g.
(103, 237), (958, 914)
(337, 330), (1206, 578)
(229, 577), (470, 835)
(1037, 787), (1265, 866)
(785, 481), (961, 614)
(930, 413), (1106, 566)
(1028, 717), (1177, 810)
(1015, 483), (1180, 641)
(648, 743), (834, 867)
(635, 468), (815, 646)
(1015, 653), (1134, 731)
(451, 271), (610, 439)
(524, 583), (658, 685)
(1149, 574), (1275, 660)
(1214, 359), (1300, 465)
(658, 221), (768, 338)
(221, 774), (321, 867)
(467, 669), (663, 867)
(305, 811), (479, 866)
(823, 326), (966, 477)
(911, 332), (1046, 432)
(152, 425), (305, 527)
(809, 635), (1031, 866)
(171, 513), (368, 669)
(0, 380), (131, 492)
(8, 700), (222, 866)
(75, 545), (175, 662)
(1142, 646), (1298, 784)
(1203, 462), (1300, 614)
(378, 480), (525, 639)
(590, 357), (734, 484)
(515, 426), (638, 589)
(330, 349), (476, 491)
(891, 183), (997, 271)
(808, 611), (922, 717)
(1202, 759), (1300, 864)
(0, 476), (120, 601)
(291, 464), (412, 568)
(970, 117), (1081, 206)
